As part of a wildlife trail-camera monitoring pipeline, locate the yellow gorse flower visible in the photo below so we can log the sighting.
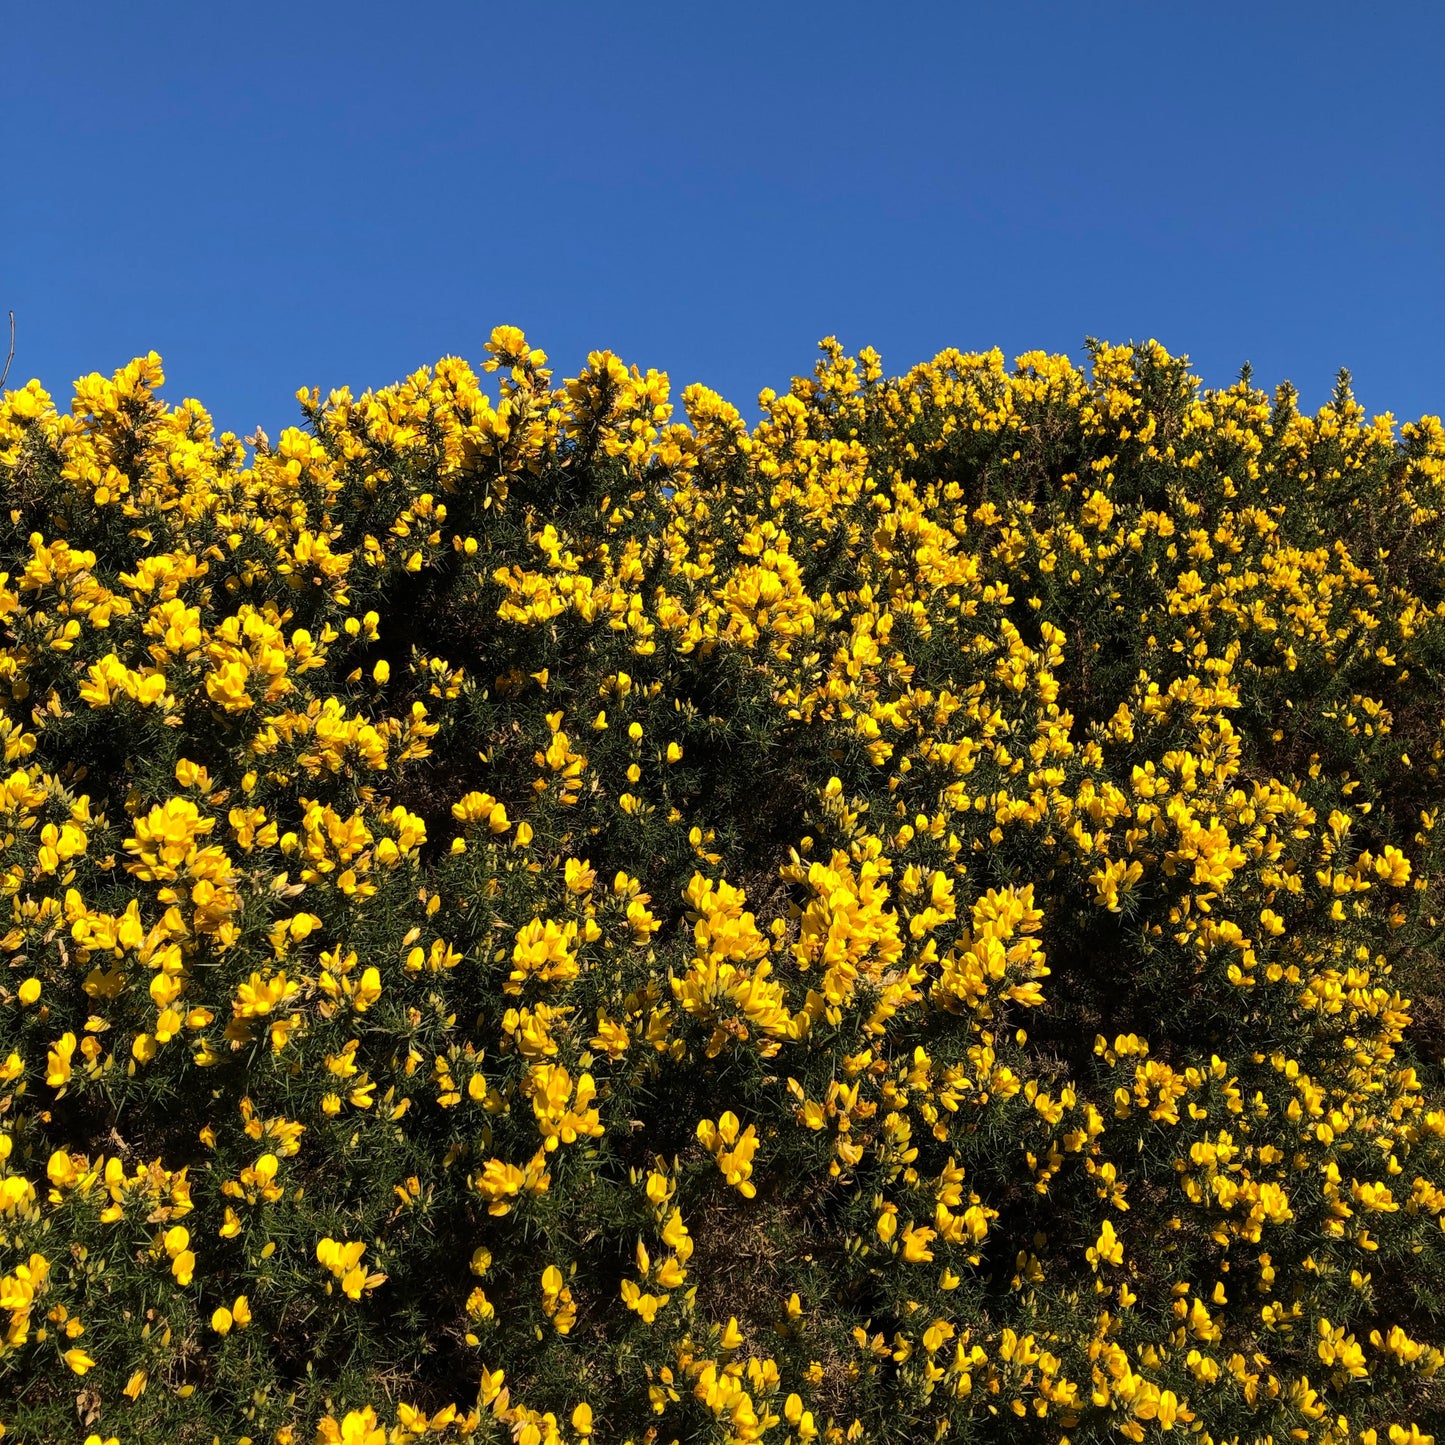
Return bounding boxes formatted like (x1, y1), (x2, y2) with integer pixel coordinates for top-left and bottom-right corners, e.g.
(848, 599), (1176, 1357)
(316, 1237), (386, 1300)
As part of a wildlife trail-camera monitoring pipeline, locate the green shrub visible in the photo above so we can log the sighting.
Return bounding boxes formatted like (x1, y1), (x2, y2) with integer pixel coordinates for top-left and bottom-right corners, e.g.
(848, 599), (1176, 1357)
(0, 331), (1442, 1445)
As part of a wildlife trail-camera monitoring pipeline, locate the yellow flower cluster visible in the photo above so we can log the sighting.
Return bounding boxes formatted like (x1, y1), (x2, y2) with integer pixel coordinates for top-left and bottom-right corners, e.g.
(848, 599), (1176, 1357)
(0, 332), (1442, 1443)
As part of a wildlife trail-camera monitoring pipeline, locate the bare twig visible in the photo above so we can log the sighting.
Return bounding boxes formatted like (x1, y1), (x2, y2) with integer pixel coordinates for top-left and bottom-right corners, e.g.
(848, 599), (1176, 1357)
(0, 312), (12, 390)
(0, 310), (13, 390)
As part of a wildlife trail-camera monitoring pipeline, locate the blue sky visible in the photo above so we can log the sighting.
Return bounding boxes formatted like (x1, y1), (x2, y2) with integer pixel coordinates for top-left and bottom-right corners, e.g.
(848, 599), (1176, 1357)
(6, 1), (1442, 438)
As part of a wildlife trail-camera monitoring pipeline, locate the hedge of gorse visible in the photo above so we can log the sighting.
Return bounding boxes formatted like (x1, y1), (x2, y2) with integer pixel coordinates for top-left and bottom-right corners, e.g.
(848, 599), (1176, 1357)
(0, 331), (1443, 1445)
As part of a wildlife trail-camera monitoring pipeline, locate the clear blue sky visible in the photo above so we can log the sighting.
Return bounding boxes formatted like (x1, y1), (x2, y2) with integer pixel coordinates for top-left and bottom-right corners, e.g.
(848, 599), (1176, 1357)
(6, 1), (1442, 438)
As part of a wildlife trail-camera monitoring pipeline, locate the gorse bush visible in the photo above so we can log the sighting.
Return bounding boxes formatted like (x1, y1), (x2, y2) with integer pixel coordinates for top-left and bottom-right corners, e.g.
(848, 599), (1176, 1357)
(0, 331), (1442, 1445)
